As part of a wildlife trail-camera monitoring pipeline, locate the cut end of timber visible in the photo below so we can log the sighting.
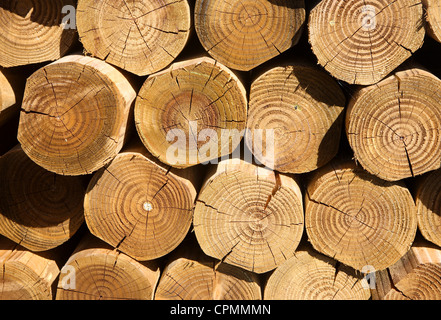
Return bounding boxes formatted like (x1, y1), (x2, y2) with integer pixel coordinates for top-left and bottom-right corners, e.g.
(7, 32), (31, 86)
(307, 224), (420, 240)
(264, 247), (371, 300)
(17, 54), (136, 176)
(0, 146), (85, 252)
(0, 0), (77, 68)
(308, 0), (425, 85)
(193, 158), (304, 274)
(346, 67), (441, 181)
(246, 63), (346, 174)
(134, 57), (248, 168)
(77, 0), (191, 76)
(305, 159), (418, 272)
(194, 0), (306, 71)
(84, 150), (198, 261)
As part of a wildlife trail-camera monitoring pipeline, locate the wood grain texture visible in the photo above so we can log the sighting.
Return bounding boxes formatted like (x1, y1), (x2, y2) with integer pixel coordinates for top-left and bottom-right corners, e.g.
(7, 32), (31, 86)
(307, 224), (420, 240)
(309, 0), (425, 85)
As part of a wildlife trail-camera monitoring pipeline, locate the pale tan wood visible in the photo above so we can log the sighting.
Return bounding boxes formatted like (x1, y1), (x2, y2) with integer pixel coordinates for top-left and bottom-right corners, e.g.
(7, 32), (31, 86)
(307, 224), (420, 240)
(0, 145), (85, 251)
(193, 158), (304, 274)
(77, 0), (191, 76)
(0, 237), (60, 300)
(305, 159), (417, 272)
(155, 236), (261, 300)
(0, 69), (22, 128)
(415, 168), (441, 248)
(56, 233), (160, 300)
(0, 0), (77, 67)
(134, 56), (247, 168)
(17, 54), (136, 176)
(372, 238), (441, 300)
(194, 0), (306, 71)
(422, 0), (441, 43)
(246, 63), (346, 174)
(309, 0), (425, 85)
(346, 67), (441, 181)
(264, 243), (371, 300)
(84, 140), (200, 261)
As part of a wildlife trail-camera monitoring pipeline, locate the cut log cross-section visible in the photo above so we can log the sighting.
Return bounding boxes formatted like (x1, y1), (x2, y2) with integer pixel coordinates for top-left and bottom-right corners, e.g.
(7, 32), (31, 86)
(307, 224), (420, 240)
(193, 158), (304, 274)
(194, 0), (306, 71)
(422, 0), (441, 43)
(84, 141), (199, 261)
(56, 234), (161, 300)
(309, 0), (425, 85)
(415, 168), (441, 248)
(373, 239), (441, 300)
(304, 160), (417, 272)
(17, 54), (136, 176)
(346, 67), (441, 181)
(264, 244), (371, 300)
(0, 237), (60, 300)
(0, 146), (85, 252)
(134, 57), (248, 168)
(246, 63), (346, 174)
(77, 0), (191, 76)
(155, 238), (261, 300)
(0, 0), (77, 68)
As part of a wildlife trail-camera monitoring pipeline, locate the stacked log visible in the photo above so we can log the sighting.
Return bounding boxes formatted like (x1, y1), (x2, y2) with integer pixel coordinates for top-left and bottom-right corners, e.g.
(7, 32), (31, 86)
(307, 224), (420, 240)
(1, 0), (441, 302)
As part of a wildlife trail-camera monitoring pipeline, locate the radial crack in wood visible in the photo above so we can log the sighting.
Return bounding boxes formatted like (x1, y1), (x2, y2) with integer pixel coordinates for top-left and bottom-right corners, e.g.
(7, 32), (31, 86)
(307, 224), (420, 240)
(193, 158), (304, 274)
(17, 54), (136, 176)
(309, 0), (425, 85)
(304, 159), (417, 272)
(77, 0), (191, 76)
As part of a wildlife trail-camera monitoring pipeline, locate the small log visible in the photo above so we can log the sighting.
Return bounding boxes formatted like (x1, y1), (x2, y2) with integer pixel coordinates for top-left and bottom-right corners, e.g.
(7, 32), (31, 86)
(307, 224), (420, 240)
(56, 233), (160, 300)
(134, 56), (247, 168)
(304, 159), (417, 272)
(372, 238), (441, 300)
(76, 0), (191, 76)
(308, 0), (425, 85)
(422, 0), (441, 43)
(193, 158), (304, 274)
(264, 243), (371, 300)
(84, 140), (199, 261)
(346, 67), (441, 181)
(0, 236), (60, 300)
(415, 168), (441, 248)
(194, 0), (306, 71)
(245, 63), (346, 174)
(17, 54), (136, 176)
(154, 236), (261, 300)
(0, 0), (77, 67)
(0, 145), (85, 252)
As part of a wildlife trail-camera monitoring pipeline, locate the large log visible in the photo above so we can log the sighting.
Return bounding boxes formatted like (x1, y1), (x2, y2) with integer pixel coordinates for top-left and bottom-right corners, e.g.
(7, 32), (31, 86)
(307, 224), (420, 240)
(194, 0), (306, 71)
(84, 140), (200, 261)
(56, 233), (160, 300)
(17, 54), (136, 176)
(0, 68), (24, 128)
(134, 56), (247, 168)
(0, 145), (85, 252)
(264, 243), (371, 300)
(304, 159), (417, 272)
(76, 0), (191, 76)
(372, 238), (441, 300)
(193, 158), (304, 274)
(0, 0), (77, 68)
(154, 236), (261, 300)
(245, 63), (346, 173)
(346, 67), (441, 181)
(308, 0), (425, 85)
(0, 236), (60, 300)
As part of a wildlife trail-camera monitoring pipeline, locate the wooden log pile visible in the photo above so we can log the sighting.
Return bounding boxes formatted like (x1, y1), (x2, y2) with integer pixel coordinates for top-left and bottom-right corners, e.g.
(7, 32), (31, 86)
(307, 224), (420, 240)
(1, 0), (441, 301)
